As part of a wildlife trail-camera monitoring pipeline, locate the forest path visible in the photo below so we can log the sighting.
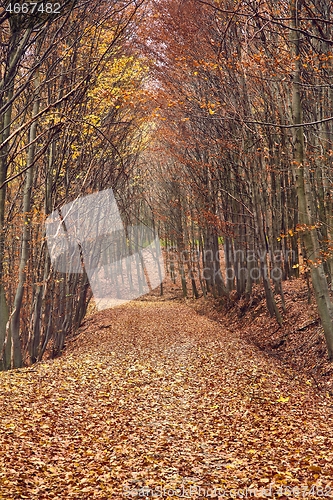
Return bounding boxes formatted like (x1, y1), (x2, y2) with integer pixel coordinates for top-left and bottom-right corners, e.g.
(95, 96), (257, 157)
(0, 301), (332, 499)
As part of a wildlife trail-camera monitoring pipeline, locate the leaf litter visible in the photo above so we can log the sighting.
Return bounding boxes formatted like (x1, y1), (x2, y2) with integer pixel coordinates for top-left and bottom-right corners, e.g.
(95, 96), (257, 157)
(0, 300), (332, 499)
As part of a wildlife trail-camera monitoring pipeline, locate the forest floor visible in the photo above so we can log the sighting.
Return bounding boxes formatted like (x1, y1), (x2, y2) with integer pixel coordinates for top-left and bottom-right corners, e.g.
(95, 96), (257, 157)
(184, 279), (333, 397)
(1, 290), (333, 499)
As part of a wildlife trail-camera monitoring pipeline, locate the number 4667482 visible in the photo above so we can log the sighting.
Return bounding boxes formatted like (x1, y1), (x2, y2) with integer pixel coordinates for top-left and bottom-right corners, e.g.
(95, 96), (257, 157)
(6, 3), (61, 14)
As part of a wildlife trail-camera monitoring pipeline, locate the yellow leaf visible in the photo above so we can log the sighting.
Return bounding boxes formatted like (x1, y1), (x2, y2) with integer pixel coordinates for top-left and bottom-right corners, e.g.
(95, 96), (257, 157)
(276, 396), (289, 403)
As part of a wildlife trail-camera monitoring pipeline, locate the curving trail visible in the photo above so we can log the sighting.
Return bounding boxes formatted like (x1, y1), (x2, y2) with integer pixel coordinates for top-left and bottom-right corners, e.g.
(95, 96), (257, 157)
(0, 301), (332, 499)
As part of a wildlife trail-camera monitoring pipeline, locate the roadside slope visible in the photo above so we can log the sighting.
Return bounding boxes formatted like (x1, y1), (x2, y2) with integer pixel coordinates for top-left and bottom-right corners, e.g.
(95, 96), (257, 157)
(0, 301), (332, 499)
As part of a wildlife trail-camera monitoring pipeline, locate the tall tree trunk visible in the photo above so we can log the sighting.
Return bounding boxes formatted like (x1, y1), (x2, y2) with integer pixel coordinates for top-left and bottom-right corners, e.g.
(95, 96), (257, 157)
(9, 69), (40, 368)
(0, 68), (14, 371)
(0, 26), (33, 369)
(290, 0), (333, 359)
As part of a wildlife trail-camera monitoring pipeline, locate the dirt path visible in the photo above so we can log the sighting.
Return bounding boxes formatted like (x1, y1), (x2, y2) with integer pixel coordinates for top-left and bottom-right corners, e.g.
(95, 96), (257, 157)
(0, 301), (332, 499)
